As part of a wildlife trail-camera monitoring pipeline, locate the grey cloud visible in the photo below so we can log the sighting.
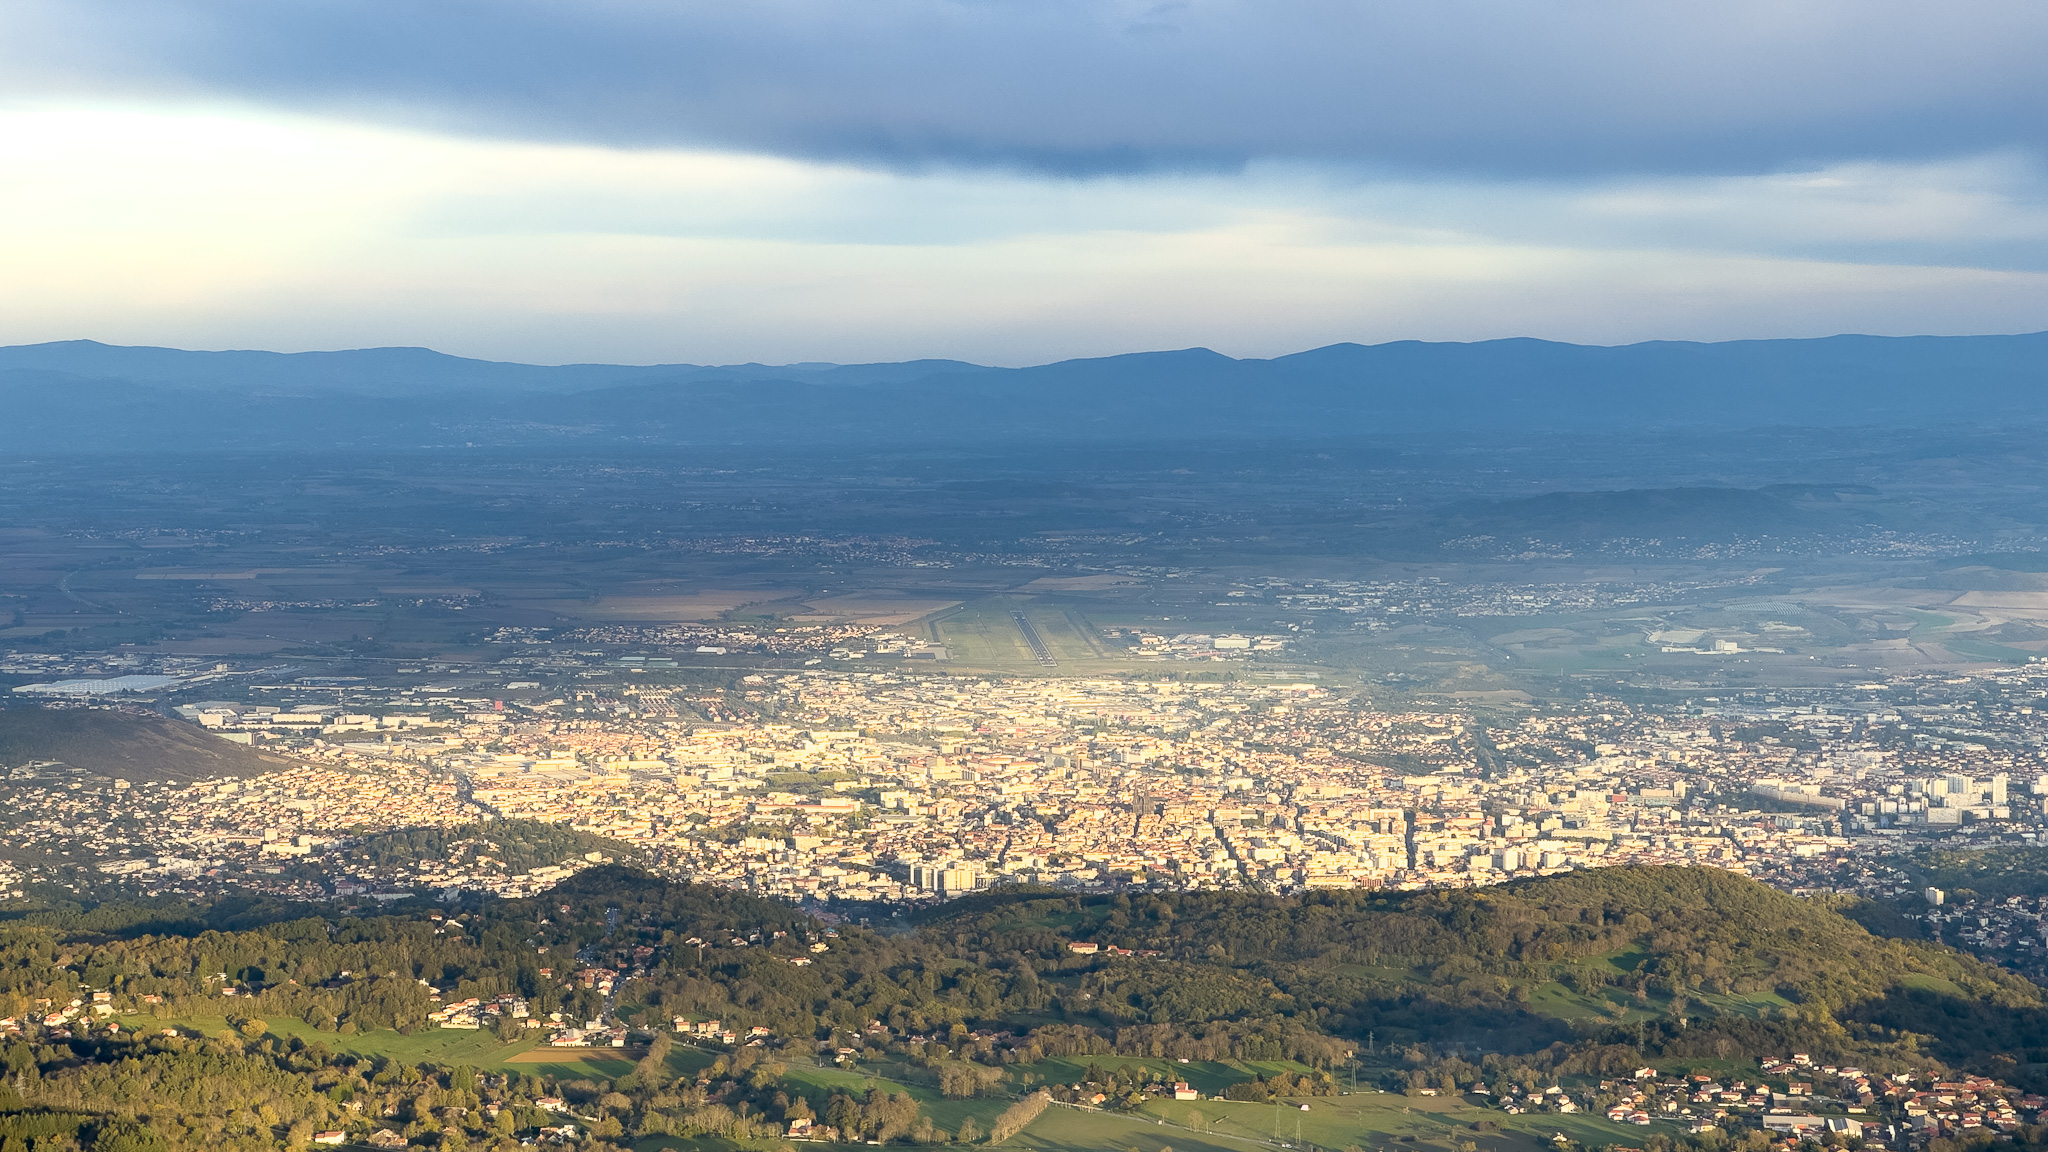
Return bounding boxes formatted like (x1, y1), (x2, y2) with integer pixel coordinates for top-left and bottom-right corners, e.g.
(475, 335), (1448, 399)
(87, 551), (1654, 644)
(9, 0), (2048, 177)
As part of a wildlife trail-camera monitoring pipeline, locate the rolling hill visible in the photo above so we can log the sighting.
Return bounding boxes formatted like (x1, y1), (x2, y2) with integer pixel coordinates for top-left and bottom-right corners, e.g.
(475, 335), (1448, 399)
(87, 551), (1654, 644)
(921, 865), (2048, 1076)
(4, 864), (2045, 1152)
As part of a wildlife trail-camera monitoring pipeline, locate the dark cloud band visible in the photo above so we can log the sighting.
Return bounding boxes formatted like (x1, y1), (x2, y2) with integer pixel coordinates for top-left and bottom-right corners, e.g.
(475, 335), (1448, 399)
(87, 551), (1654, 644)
(9, 0), (2048, 176)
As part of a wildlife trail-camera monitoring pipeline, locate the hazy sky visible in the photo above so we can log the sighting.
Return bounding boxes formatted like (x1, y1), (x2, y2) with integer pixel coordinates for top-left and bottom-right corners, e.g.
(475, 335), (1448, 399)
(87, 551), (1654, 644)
(5, 1), (2048, 365)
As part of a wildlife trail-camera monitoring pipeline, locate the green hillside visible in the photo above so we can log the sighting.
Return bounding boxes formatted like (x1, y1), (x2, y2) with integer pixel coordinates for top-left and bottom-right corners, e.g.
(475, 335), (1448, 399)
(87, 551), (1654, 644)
(920, 867), (2046, 1075)
(2, 865), (2044, 1152)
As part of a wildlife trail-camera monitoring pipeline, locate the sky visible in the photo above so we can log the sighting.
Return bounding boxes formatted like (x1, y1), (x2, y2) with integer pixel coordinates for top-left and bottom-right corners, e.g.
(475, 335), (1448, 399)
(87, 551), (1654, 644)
(4, 1), (2048, 366)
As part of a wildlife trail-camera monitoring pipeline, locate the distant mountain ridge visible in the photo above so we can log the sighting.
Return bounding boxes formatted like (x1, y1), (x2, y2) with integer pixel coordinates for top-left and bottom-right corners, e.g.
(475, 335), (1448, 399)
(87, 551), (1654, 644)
(0, 338), (995, 396)
(4, 331), (2046, 448)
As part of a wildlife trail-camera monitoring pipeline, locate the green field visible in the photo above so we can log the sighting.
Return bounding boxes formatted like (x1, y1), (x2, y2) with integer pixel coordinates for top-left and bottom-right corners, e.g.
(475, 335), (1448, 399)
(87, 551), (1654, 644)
(1013, 1055), (1300, 1098)
(1935, 633), (2036, 664)
(1897, 972), (1969, 997)
(119, 1014), (639, 1077)
(1525, 977), (1788, 1025)
(793, 1057), (1667, 1152)
(1012, 1102), (1263, 1152)
(1027, 1089), (1668, 1152)
(781, 1062), (1017, 1136)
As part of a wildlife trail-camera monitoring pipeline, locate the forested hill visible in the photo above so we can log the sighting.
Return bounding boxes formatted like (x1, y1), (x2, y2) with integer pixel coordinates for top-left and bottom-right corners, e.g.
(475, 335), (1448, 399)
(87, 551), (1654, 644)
(7, 865), (2048, 1152)
(1, 865), (2041, 1079)
(926, 866), (2047, 1069)
(968, 865), (2022, 1009)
